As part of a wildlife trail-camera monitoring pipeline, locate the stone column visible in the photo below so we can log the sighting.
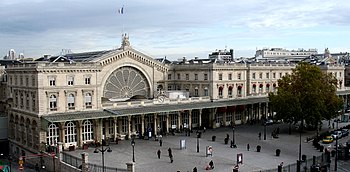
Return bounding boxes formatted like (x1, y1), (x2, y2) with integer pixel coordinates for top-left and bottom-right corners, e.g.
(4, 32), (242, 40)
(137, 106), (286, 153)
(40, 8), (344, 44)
(188, 110), (192, 130)
(128, 116), (132, 138)
(177, 111), (181, 129)
(114, 117), (118, 140)
(81, 152), (89, 172)
(77, 120), (83, 147)
(223, 109), (227, 126)
(126, 162), (135, 172)
(154, 114), (158, 136)
(199, 109), (202, 128)
(59, 122), (65, 149)
(166, 113), (169, 133)
(233, 108), (236, 125)
(141, 115), (145, 137)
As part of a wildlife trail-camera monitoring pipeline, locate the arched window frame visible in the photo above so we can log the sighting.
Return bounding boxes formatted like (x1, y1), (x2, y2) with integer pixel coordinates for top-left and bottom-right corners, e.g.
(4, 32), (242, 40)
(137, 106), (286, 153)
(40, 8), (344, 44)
(82, 120), (94, 142)
(67, 94), (75, 110)
(47, 123), (59, 146)
(65, 122), (76, 144)
(49, 94), (57, 111)
(84, 93), (92, 109)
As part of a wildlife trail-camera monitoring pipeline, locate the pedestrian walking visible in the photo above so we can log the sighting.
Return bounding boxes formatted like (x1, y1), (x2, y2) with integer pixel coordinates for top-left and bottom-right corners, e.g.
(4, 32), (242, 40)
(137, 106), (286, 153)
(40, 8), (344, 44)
(258, 132), (261, 140)
(193, 167), (197, 172)
(159, 139), (163, 147)
(209, 160), (214, 169)
(168, 147), (172, 157)
(169, 154), (173, 163)
(157, 149), (161, 159)
(247, 143), (250, 151)
(203, 126), (206, 133)
(332, 122), (335, 129)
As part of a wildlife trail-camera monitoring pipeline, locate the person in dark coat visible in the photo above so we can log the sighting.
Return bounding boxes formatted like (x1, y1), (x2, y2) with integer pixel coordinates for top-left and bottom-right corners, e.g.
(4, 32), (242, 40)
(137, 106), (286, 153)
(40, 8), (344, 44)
(247, 143), (250, 151)
(169, 154), (173, 163)
(159, 139), (163, 147)
(157, 149), (161, 159)
(168, 147), (172, 157)
(209, 160), (214, 169)
(193, 167), (197, 172)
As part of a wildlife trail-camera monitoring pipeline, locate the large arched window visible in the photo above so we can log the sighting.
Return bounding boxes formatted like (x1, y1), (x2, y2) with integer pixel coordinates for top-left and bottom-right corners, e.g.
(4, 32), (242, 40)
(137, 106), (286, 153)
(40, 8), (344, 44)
(82, 120), (93, 142)
(65, 122), (76, 144)
(67, 94), (75, 110)
(84, 93), (92, 109)
(237, 85), (243, 97)
(47, 123), (59, 146)
(49, 95), (57, 111)
(252, 84), (256, 93)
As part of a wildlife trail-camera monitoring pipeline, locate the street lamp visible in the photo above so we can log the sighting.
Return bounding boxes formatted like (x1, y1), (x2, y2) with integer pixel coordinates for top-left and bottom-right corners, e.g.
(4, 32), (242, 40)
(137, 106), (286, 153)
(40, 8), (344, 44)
(335, 119), (340, 171)
(131, 139), (135, 162)
(297, 121), (303, 172)
(264, 122), (267, 140)
(8, 155), (12, 172)
(196, 131), (200, 153)
(94, 142), (112, 172)
(231, 126), (236, 148)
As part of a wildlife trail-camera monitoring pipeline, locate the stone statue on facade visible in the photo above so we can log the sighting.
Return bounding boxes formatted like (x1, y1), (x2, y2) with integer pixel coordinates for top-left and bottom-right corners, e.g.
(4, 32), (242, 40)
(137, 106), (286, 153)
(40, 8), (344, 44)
(121, 33), (131, 49)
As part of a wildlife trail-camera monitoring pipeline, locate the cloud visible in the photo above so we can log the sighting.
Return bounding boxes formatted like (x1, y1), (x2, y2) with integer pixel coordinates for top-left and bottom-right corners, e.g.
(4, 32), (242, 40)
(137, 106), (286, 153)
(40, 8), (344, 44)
(1, 0), (350, 59)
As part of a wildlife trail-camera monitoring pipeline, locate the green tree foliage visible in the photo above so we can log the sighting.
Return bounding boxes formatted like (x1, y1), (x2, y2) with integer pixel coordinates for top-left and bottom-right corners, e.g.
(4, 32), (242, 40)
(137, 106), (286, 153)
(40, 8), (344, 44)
(269, 62), (343, 129)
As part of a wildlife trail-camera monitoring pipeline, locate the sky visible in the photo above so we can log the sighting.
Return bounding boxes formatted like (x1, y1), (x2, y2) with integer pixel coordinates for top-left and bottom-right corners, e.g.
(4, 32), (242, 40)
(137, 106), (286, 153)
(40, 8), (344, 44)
(1, 0), (350, 61)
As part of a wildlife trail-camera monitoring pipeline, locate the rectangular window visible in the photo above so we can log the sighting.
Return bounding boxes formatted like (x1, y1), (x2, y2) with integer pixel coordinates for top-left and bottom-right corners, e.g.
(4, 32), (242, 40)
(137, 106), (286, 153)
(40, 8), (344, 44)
(186, 74), (189, 80)
(194, 74), (198, 80)
(194, 89), (199, 96)
(266, 73), (269, 79)
(204, 89), (208, 96)
(273, 73), (276, 79)
(168, 85), (172, 90)
(204, 74), (208, 81)
(219, 74), (223, 80)
(228, 74), (232, 80)
(26, 77), (29, 86)
(238, 73), (241, 80)
(259, 73), (262, 79)
(177, 74), (181, 80)
(168, 74), (172, 80)
(252, 73), (256, 79)
(67, 76), (74, 86)
(85, 77), (91, 85)
(49, 77), (56, 86)
(279, 73), (282, 78)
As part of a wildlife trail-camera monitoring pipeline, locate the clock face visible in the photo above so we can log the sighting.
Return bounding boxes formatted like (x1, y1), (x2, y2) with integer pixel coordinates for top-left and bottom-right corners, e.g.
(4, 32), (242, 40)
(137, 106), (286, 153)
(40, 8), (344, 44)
(158, 96), (165, 102)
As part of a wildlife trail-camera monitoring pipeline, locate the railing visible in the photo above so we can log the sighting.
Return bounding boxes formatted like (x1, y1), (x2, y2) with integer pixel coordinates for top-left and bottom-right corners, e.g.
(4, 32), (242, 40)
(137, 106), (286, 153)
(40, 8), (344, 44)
(88, 163), (127, 172)
(258, 153), (328, 172)
(62, 152), (128, 172)
(62, 152), (82, 169)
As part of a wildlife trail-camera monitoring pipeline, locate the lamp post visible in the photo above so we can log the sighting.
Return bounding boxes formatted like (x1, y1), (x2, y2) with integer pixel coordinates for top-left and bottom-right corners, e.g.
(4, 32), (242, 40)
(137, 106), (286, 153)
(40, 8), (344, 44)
(297, 121), (303, 172)
(94, 142), (112, 172)
(335, 119), (339, 171)
(232, 126), (236, 147)
(196, 132), (200, 153)
(264, 122), (267, 140)
(131, 139), (135, 162)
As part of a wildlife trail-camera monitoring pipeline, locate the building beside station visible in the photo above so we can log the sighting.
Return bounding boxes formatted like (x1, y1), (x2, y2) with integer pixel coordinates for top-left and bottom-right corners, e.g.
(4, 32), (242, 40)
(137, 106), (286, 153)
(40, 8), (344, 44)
(0, 34), (349, 161)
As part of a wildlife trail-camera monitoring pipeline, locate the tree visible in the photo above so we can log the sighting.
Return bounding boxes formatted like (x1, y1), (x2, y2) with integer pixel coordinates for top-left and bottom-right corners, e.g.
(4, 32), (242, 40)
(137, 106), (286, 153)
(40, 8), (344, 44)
(269, 62), (343, 131)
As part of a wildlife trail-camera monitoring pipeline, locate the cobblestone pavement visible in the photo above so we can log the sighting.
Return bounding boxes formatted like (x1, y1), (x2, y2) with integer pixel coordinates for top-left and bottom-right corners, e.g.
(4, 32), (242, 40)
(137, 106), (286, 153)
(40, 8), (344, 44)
(67, 121), (350, 172)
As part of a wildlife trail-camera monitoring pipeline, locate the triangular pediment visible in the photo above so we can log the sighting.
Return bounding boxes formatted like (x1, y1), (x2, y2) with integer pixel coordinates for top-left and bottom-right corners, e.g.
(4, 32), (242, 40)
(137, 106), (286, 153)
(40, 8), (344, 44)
(92, 48), (169, 73)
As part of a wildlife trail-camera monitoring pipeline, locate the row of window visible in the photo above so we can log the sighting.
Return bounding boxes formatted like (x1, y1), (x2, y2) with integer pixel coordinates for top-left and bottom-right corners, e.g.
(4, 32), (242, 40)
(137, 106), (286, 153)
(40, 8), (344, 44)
(168, 73), (210, 81)
(49, 92), (92, 111)
(47, 120), (94, 145)
(167, 85), (209, 96)
(48, 75), (91, 86)
(9, 75), (36, 87)
(14, 91), (36, 111)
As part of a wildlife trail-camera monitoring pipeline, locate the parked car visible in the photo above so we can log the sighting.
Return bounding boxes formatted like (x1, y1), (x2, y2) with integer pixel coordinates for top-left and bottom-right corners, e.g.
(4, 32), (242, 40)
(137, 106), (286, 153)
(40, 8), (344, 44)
(341, 129), (349, 137)
(331, 130), (342, 139)
(322, 136), (334, 144)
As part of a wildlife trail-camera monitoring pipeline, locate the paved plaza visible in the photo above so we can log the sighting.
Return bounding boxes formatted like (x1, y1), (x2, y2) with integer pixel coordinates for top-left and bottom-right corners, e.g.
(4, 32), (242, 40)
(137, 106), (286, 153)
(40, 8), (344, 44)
(67, 121), (350, 172)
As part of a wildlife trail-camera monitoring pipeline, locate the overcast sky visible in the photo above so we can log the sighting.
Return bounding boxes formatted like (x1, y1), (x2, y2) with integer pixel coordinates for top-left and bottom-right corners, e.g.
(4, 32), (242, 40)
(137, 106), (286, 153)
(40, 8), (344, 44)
(1, 0), (350, 60)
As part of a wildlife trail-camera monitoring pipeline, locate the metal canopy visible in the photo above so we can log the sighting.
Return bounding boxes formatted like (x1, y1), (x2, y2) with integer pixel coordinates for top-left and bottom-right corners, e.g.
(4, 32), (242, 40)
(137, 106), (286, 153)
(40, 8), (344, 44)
(42, 97), (268, 123)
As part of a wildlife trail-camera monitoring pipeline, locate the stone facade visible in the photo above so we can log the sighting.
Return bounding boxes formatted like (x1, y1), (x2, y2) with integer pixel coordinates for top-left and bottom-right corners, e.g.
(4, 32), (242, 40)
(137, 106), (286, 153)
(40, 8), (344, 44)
(1, 36), (348, 169)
